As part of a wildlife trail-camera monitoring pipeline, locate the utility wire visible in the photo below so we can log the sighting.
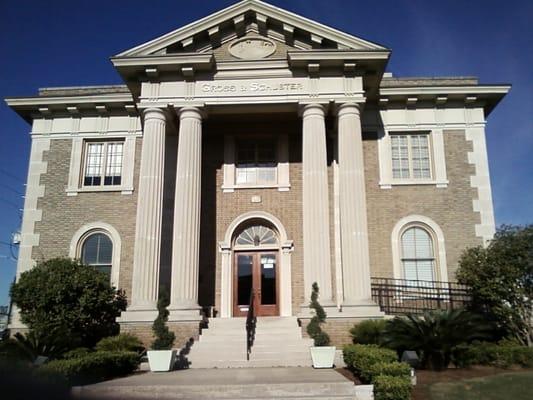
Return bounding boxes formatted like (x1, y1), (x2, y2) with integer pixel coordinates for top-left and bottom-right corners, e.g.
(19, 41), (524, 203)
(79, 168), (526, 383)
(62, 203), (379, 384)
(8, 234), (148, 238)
(0, 168), (24, 183)
(0, 182), (24, 196)
(0, 197), (22, 211)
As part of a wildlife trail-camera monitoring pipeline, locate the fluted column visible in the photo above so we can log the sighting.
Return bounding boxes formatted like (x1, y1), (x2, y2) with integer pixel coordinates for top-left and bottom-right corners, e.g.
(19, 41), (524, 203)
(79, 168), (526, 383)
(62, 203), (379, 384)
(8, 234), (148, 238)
(127, 108), (166, 315)
(169, 107), (203, 319)
(337, 103), (372, 303)
(301, 103), (333, 302)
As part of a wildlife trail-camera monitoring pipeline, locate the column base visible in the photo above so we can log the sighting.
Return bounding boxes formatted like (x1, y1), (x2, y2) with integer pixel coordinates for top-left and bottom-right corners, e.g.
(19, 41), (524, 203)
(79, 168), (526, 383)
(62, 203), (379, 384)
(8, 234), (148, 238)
(168, 303), (203, 322)
(117, 308), (159, 323)
(298, 300), (384, 319)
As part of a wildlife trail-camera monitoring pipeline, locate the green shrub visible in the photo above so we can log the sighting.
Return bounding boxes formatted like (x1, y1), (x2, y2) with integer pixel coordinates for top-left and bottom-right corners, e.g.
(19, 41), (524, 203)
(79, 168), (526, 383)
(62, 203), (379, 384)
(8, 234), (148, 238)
(373, 375), (411, 400)
(37, 351), (140, 386)
(350, 319), (388, 345)
(367, 361), (411, 382)
(382, 309), (492, 370)
(62, 348), (91, 360)
(95, 334), (144, 354)
(343, 344), (397, 383)
(152, 290), (175, 350)
(452, 341), (533, 368)
(306, 282), (331, 346)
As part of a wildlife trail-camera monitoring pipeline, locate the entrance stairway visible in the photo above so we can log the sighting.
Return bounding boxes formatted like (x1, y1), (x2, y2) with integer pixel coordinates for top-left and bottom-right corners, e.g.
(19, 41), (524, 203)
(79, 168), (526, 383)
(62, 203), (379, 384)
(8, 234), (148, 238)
(186, 317), (313, 368)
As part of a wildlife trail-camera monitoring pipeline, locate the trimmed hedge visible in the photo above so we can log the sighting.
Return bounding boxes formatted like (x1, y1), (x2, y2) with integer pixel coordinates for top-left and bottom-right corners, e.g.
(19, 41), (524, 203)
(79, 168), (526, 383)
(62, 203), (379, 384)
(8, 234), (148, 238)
(373, 375), (411, 400)
(453, 341), (533, 368)
(343, 344), (397, 382)
(350, 319), (388, 345)
(367, 361), (411, 381)
(62, 347), (91, 360)
(38, 351), (140, 386)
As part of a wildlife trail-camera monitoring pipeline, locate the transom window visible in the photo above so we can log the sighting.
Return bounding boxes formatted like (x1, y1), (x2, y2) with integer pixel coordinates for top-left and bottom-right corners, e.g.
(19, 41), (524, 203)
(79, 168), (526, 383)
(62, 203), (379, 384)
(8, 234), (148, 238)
(401, 227), (435, 282)
(83, 141), (124, 186)
(81, 232), (113, 278)
(391, 134), (431, 179)
(235, 225), (278, 247)
(236, 138), (277, 185)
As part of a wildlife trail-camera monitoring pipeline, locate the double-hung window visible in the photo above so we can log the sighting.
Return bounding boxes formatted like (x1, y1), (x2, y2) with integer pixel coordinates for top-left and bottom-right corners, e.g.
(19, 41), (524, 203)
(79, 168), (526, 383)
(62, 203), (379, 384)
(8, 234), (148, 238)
(83, 141), (124, 187)
(235, 138), (277, 185)
(391, 133), (431, 179)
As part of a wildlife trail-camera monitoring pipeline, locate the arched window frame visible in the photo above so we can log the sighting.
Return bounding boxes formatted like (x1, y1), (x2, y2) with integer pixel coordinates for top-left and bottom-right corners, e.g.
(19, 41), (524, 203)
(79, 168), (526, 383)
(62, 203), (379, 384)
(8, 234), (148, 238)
(391, 215), (448, 283)
(69, 222), (121, 288)
(233, 224), (279, 250)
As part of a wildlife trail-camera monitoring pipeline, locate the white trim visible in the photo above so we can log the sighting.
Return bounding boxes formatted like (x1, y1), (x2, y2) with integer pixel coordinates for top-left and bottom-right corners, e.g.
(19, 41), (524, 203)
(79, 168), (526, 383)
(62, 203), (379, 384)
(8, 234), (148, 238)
(466, 126), (496, 245)
(69, 222), (122, 288)
(378, 128), (448, 188)
(66, 136), (136, 196)
(391, 215), (449, 283)
(219, 211), (293, 317)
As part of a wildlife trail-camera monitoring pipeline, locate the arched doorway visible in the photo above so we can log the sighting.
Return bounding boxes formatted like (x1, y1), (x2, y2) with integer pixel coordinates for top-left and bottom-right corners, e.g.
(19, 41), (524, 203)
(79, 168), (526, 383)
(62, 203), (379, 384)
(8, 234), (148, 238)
(233, 224), (279, 317)
(219, 211), (293, 318)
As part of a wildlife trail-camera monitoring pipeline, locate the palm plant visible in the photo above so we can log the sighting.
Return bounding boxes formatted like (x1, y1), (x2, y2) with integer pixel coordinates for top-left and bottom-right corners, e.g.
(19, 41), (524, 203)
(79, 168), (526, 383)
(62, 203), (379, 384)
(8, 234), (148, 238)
(381, 309), (492, 370)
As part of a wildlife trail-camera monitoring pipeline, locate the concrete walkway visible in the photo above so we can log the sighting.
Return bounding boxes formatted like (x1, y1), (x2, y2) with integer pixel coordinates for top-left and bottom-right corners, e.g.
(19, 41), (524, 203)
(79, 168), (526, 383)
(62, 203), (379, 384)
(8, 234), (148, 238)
(73, 367), (363, 399)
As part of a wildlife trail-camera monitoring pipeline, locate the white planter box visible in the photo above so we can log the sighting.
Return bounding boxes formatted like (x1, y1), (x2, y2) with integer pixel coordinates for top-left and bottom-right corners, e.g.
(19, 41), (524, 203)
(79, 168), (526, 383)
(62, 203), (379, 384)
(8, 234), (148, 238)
(147, 350), (177, 372)
(310, 346), (336, 368)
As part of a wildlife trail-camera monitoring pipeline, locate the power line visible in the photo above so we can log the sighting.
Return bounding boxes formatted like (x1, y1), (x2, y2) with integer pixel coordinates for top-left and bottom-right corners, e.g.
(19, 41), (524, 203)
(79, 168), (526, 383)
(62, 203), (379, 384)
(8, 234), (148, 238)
(0, 168), (24, 183)
(0, 182), (24, 196)
(0, 197), (22, 211)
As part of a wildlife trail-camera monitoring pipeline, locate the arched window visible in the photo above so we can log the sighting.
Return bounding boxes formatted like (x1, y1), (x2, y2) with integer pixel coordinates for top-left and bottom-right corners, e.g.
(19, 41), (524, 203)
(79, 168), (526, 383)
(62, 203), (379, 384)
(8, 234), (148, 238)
(400, 226), (435, 282)
(81, 232), (113, 278)
(235, 225), (278, 246)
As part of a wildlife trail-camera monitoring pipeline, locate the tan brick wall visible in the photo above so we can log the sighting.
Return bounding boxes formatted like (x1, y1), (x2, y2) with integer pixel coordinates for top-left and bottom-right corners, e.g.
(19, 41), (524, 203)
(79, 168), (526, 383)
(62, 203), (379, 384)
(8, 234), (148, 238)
(120, 322), (201, 349)
(300, 318), (362, 347)
(32, 138), (141, 302)
(364, 129), (482, 280)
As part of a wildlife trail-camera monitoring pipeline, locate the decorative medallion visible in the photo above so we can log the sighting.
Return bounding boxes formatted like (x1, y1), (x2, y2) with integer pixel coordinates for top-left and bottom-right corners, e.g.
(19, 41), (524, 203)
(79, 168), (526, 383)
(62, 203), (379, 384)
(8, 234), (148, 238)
(229, 37), (276, 60)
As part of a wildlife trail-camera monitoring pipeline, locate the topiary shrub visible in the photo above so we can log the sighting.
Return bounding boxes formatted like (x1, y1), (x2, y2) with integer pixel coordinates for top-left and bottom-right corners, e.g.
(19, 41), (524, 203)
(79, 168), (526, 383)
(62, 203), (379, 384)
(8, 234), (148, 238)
(373, 375), (411, 400)
(37, 351), (140, 386)
(343, 344), (398, 383)
(95, 333), (144, 354)
(151, 290), (175, 350)
(10, 258), (127, 350)
(306, 282), (331, 346)
(350, 319), (388, 345)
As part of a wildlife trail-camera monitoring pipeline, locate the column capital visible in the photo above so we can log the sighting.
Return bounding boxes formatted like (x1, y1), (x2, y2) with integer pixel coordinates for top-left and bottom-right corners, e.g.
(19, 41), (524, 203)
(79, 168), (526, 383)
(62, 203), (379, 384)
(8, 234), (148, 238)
(143, 107), (167, 122)
(299, 102), (327, 118)
(175, 106), (205, 121)
(336, 102), (364, 117)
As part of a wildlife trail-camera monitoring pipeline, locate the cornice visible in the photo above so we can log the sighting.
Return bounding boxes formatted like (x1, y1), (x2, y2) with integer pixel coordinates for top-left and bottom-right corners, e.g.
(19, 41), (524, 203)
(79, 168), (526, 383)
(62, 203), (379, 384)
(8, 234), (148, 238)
(379, 85), (511, 96)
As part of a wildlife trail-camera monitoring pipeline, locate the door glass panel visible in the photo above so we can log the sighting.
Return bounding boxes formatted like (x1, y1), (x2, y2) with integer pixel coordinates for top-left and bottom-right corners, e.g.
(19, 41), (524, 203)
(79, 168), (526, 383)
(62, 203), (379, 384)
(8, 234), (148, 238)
(237, 255), (253, 305)
(260, 254), (276, 305)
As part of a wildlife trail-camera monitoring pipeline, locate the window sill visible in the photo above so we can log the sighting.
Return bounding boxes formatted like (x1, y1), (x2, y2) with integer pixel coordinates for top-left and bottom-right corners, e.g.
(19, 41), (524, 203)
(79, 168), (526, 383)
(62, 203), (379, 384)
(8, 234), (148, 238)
(379, 180), (448, 189)
(222, 183), (291, 193)
(66, 186), (134, 196)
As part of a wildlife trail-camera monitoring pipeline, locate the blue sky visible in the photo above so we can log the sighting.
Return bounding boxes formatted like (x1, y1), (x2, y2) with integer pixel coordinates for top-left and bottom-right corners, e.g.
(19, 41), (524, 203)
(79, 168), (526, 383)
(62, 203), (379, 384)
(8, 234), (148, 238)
(0, 0), (531, 306)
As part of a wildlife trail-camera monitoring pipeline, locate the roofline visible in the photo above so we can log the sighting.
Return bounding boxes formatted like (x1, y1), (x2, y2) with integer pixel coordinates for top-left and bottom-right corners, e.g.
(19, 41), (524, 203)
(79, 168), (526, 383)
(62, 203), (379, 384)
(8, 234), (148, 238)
(5, 93), (134, 107)
(115, 0), (387, 57)
(380, 84), (511, 96)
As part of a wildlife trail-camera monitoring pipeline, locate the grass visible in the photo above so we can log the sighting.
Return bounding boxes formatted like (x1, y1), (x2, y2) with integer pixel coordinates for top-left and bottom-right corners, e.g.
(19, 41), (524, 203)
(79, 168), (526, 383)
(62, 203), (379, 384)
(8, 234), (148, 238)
(428, 371), (533, 400)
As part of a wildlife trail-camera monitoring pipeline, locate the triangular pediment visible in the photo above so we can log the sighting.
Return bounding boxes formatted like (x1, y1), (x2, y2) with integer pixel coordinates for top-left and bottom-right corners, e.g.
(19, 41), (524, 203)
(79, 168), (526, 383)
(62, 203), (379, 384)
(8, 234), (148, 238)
(116, 0), (387, 58)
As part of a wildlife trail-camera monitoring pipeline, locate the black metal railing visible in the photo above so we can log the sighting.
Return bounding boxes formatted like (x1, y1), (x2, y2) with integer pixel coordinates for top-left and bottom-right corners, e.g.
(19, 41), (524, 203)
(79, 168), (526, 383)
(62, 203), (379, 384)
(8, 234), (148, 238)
(371, 277), (471, 315)
(245, 290), (256, 360)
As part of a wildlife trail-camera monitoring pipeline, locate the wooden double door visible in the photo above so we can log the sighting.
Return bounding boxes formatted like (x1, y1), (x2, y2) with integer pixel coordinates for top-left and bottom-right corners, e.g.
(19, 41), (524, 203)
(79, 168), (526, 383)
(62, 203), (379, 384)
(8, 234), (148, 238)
(233, 251), (279, 317)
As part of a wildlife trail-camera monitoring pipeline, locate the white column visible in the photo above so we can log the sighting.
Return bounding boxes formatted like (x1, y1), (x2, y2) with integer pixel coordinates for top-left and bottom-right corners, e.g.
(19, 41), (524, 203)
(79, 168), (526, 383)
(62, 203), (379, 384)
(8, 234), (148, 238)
(301, 103), (333, 303)
(121, 108), (166, 320)
(337, 103), (372, 304)
(169, 107), (203, 320)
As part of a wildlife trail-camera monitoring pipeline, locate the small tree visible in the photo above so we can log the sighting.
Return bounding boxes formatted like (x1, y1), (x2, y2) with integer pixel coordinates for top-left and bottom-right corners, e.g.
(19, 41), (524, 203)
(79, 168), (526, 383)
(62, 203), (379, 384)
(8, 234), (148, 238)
(10, 258), (127, 350)
(151, 290), (175, 350)
(457, 225), (533, 346)
(306, 282), (331, 346)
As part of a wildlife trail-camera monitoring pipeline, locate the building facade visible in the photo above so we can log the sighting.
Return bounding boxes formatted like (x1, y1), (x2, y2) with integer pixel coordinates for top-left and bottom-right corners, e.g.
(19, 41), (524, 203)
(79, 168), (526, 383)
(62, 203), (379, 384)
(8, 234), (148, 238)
(6, 0), (509, 346)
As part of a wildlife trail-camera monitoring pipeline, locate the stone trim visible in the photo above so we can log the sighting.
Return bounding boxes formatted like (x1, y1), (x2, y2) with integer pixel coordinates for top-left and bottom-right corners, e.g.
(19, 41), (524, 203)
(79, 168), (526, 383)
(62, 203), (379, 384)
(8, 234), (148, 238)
(219, 211), (293, 317)
(68, 222), (122, 288)
(391, 215), (449, 282)
(466, 126), (496, 245)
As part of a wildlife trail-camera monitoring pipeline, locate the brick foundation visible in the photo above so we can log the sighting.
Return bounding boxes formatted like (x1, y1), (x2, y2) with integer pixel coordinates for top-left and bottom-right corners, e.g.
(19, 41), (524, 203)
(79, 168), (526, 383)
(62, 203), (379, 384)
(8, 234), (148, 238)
(120, 322), (201, 348)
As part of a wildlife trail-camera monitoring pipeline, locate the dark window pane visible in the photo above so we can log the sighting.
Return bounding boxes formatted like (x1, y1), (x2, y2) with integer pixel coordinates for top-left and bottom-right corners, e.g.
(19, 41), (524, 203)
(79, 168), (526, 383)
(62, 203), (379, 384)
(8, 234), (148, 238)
(260, 254), (276, 305)
(237, 255), (253, 305)
(95, 265), (112, 279)
(97, 235), (113, 264)
(81, 235), (99, 264)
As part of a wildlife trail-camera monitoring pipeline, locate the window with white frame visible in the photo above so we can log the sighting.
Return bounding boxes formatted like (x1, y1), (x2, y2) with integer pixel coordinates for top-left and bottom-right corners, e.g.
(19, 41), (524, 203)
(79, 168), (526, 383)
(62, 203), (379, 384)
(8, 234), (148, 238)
(400, 226), (435, 282)
(83, 141), (124, 187)
(235, 138), (277, 185)
(391, 133), (431, 179)
(80, 232), (113, 279)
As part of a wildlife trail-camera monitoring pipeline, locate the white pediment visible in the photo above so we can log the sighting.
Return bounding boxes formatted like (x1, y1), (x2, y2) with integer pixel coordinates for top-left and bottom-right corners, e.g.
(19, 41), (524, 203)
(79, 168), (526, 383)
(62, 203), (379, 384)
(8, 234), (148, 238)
(116, 0), (387, 58)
